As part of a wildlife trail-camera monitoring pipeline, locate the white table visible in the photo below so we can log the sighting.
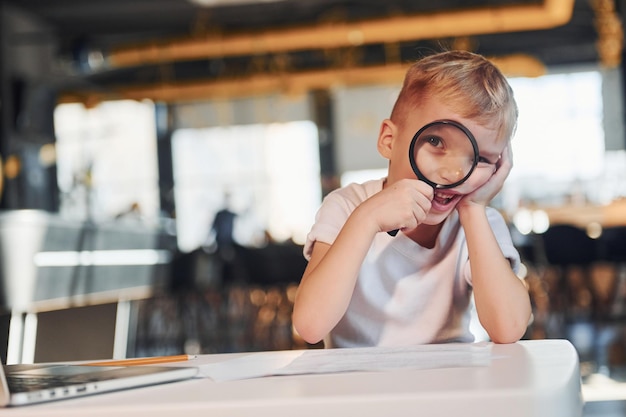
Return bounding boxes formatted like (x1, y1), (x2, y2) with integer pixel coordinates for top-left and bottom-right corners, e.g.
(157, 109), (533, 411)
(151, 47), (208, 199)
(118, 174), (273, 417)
(3, 339), (583, 417)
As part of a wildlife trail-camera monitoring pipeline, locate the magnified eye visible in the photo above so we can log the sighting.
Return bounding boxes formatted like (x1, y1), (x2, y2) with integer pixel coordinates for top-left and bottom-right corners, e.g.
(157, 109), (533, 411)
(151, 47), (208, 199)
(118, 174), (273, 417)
(425, 135), (443, 148)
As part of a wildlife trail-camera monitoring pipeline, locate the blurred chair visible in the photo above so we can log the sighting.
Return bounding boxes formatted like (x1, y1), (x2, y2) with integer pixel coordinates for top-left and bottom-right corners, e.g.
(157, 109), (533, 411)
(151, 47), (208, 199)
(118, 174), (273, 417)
(536, 224), (598, 364)
(539, 224), (597, 267)
(597, 226), (626, 265)
(594, 226), (626, 374)
(537, 224), (598, 316)
(595, 226), (626, 319)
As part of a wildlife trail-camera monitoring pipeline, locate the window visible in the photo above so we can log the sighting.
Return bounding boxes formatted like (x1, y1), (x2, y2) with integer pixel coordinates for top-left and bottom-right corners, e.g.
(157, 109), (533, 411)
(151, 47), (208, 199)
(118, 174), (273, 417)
(505, 71), (606, 206)
(54, 100), (159, 222)
(172, 121), (320, 252)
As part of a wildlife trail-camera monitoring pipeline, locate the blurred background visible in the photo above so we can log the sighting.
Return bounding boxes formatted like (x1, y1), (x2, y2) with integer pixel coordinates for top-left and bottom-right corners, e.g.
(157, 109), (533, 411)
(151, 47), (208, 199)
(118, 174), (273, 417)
(1, 0), (626, 413)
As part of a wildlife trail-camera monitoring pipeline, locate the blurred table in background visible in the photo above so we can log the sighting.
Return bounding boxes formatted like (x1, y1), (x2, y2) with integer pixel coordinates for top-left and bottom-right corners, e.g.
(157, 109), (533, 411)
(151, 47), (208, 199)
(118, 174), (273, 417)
(534, 198), (626, 229)
(0, 210), (176, 364)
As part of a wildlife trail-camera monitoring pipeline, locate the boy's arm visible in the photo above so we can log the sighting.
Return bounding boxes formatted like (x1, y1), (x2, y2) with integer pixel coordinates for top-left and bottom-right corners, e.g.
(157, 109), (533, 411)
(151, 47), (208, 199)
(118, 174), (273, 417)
(292, 210), (376, 345)
(459, 206), (531, 343)
(458, 144), (531, 343)
(293, 179), (433, 344)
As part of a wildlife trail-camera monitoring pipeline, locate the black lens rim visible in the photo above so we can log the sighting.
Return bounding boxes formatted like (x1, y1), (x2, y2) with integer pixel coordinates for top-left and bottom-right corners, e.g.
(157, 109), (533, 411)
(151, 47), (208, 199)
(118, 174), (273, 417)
(408, 119), (479, 189)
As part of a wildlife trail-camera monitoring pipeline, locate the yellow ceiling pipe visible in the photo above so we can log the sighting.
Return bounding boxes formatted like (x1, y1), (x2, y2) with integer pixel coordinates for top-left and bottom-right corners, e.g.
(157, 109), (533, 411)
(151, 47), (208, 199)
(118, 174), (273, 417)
(108, 0), (574, 67)
(60, 54), (545, 104)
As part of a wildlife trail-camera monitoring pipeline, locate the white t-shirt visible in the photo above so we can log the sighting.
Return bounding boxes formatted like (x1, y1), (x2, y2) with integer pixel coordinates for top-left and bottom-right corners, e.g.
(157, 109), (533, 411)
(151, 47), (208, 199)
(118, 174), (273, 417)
(303, 178), (520, 348)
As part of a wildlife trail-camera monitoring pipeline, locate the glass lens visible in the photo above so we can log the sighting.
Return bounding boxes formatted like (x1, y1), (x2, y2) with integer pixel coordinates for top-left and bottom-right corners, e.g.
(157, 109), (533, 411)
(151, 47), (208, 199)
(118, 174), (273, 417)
(410, 122), (477, 188)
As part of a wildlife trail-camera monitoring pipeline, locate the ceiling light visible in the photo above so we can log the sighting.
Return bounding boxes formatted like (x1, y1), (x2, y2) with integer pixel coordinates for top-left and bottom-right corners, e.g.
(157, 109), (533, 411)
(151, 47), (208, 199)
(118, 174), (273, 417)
(187, 0), (285, 6)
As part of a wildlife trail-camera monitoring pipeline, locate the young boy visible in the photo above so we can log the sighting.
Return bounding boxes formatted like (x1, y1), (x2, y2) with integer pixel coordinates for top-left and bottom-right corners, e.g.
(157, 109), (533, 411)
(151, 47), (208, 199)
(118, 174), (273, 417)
(292, 50), (531, 348)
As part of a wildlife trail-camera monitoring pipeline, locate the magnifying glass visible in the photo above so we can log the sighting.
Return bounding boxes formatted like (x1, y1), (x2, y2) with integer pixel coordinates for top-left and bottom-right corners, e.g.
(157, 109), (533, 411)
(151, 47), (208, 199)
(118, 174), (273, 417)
(410, 119), (479, 189)
(388, 120), (479, 236)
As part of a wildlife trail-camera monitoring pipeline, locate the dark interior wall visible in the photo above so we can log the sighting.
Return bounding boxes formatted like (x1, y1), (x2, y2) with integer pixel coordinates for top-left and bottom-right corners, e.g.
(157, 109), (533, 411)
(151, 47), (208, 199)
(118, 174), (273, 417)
(0, 4), (59, 211)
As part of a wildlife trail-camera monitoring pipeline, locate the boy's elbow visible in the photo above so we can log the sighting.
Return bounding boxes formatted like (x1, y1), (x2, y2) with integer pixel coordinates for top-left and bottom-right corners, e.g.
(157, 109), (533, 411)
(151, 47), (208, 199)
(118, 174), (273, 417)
(489, 330), (523, 344)
(486, 316), (529, 344)
(292, 308), (326, 345)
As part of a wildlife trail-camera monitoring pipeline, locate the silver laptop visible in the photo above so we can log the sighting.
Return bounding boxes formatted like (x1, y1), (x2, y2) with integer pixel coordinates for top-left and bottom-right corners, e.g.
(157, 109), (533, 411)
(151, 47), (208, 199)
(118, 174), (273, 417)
(0, 361), (198, 406)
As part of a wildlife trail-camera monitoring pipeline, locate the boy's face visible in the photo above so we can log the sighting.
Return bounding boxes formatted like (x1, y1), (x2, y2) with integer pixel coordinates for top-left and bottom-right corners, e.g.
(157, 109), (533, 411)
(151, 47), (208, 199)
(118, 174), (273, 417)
(381, 97), (506, 226)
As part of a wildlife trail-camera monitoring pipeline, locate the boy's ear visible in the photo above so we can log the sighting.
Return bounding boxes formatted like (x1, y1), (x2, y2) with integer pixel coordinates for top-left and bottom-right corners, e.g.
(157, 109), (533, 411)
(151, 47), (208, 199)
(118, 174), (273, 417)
(377, 119), (396, 159)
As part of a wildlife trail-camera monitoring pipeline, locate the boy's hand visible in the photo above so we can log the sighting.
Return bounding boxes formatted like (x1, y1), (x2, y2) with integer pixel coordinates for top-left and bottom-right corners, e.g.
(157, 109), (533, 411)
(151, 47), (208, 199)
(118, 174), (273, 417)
(460, 143), (513, 209)
(358, 178), (433, 233)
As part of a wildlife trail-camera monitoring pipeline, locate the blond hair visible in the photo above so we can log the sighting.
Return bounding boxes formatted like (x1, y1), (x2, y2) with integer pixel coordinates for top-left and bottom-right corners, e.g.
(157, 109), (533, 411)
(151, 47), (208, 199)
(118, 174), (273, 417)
(390, 50), (518, 142)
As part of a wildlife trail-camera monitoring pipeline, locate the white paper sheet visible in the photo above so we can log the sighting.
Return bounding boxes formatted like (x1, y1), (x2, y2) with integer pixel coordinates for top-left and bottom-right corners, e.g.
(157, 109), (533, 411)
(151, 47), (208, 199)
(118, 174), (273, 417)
(199, 343), (491, 382)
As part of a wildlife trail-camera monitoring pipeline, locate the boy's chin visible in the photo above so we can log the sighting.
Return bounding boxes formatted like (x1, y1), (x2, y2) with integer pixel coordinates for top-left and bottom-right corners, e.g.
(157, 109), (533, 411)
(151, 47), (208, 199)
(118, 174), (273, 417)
(423, 208), (455, 225)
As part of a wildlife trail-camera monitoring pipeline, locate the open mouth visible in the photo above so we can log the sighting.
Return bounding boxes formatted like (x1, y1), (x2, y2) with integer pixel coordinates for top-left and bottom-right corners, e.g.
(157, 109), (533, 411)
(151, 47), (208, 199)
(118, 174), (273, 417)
(432, 191), (461, 208)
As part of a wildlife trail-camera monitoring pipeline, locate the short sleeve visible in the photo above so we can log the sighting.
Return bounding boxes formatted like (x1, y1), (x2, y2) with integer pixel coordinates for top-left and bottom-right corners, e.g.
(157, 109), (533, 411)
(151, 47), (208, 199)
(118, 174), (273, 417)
(302, 179), (384, 261)
(303, 190), (351, 261)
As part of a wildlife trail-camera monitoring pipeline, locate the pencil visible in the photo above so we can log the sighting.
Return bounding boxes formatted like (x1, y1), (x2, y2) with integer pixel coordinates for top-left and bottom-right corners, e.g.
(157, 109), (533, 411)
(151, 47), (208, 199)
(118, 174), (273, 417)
(83, 354), (197, 367)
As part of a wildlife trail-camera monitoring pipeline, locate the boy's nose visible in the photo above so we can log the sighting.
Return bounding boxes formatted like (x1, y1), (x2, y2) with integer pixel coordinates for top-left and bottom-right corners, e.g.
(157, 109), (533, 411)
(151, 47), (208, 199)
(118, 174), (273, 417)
(437, 165), (465, 185)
